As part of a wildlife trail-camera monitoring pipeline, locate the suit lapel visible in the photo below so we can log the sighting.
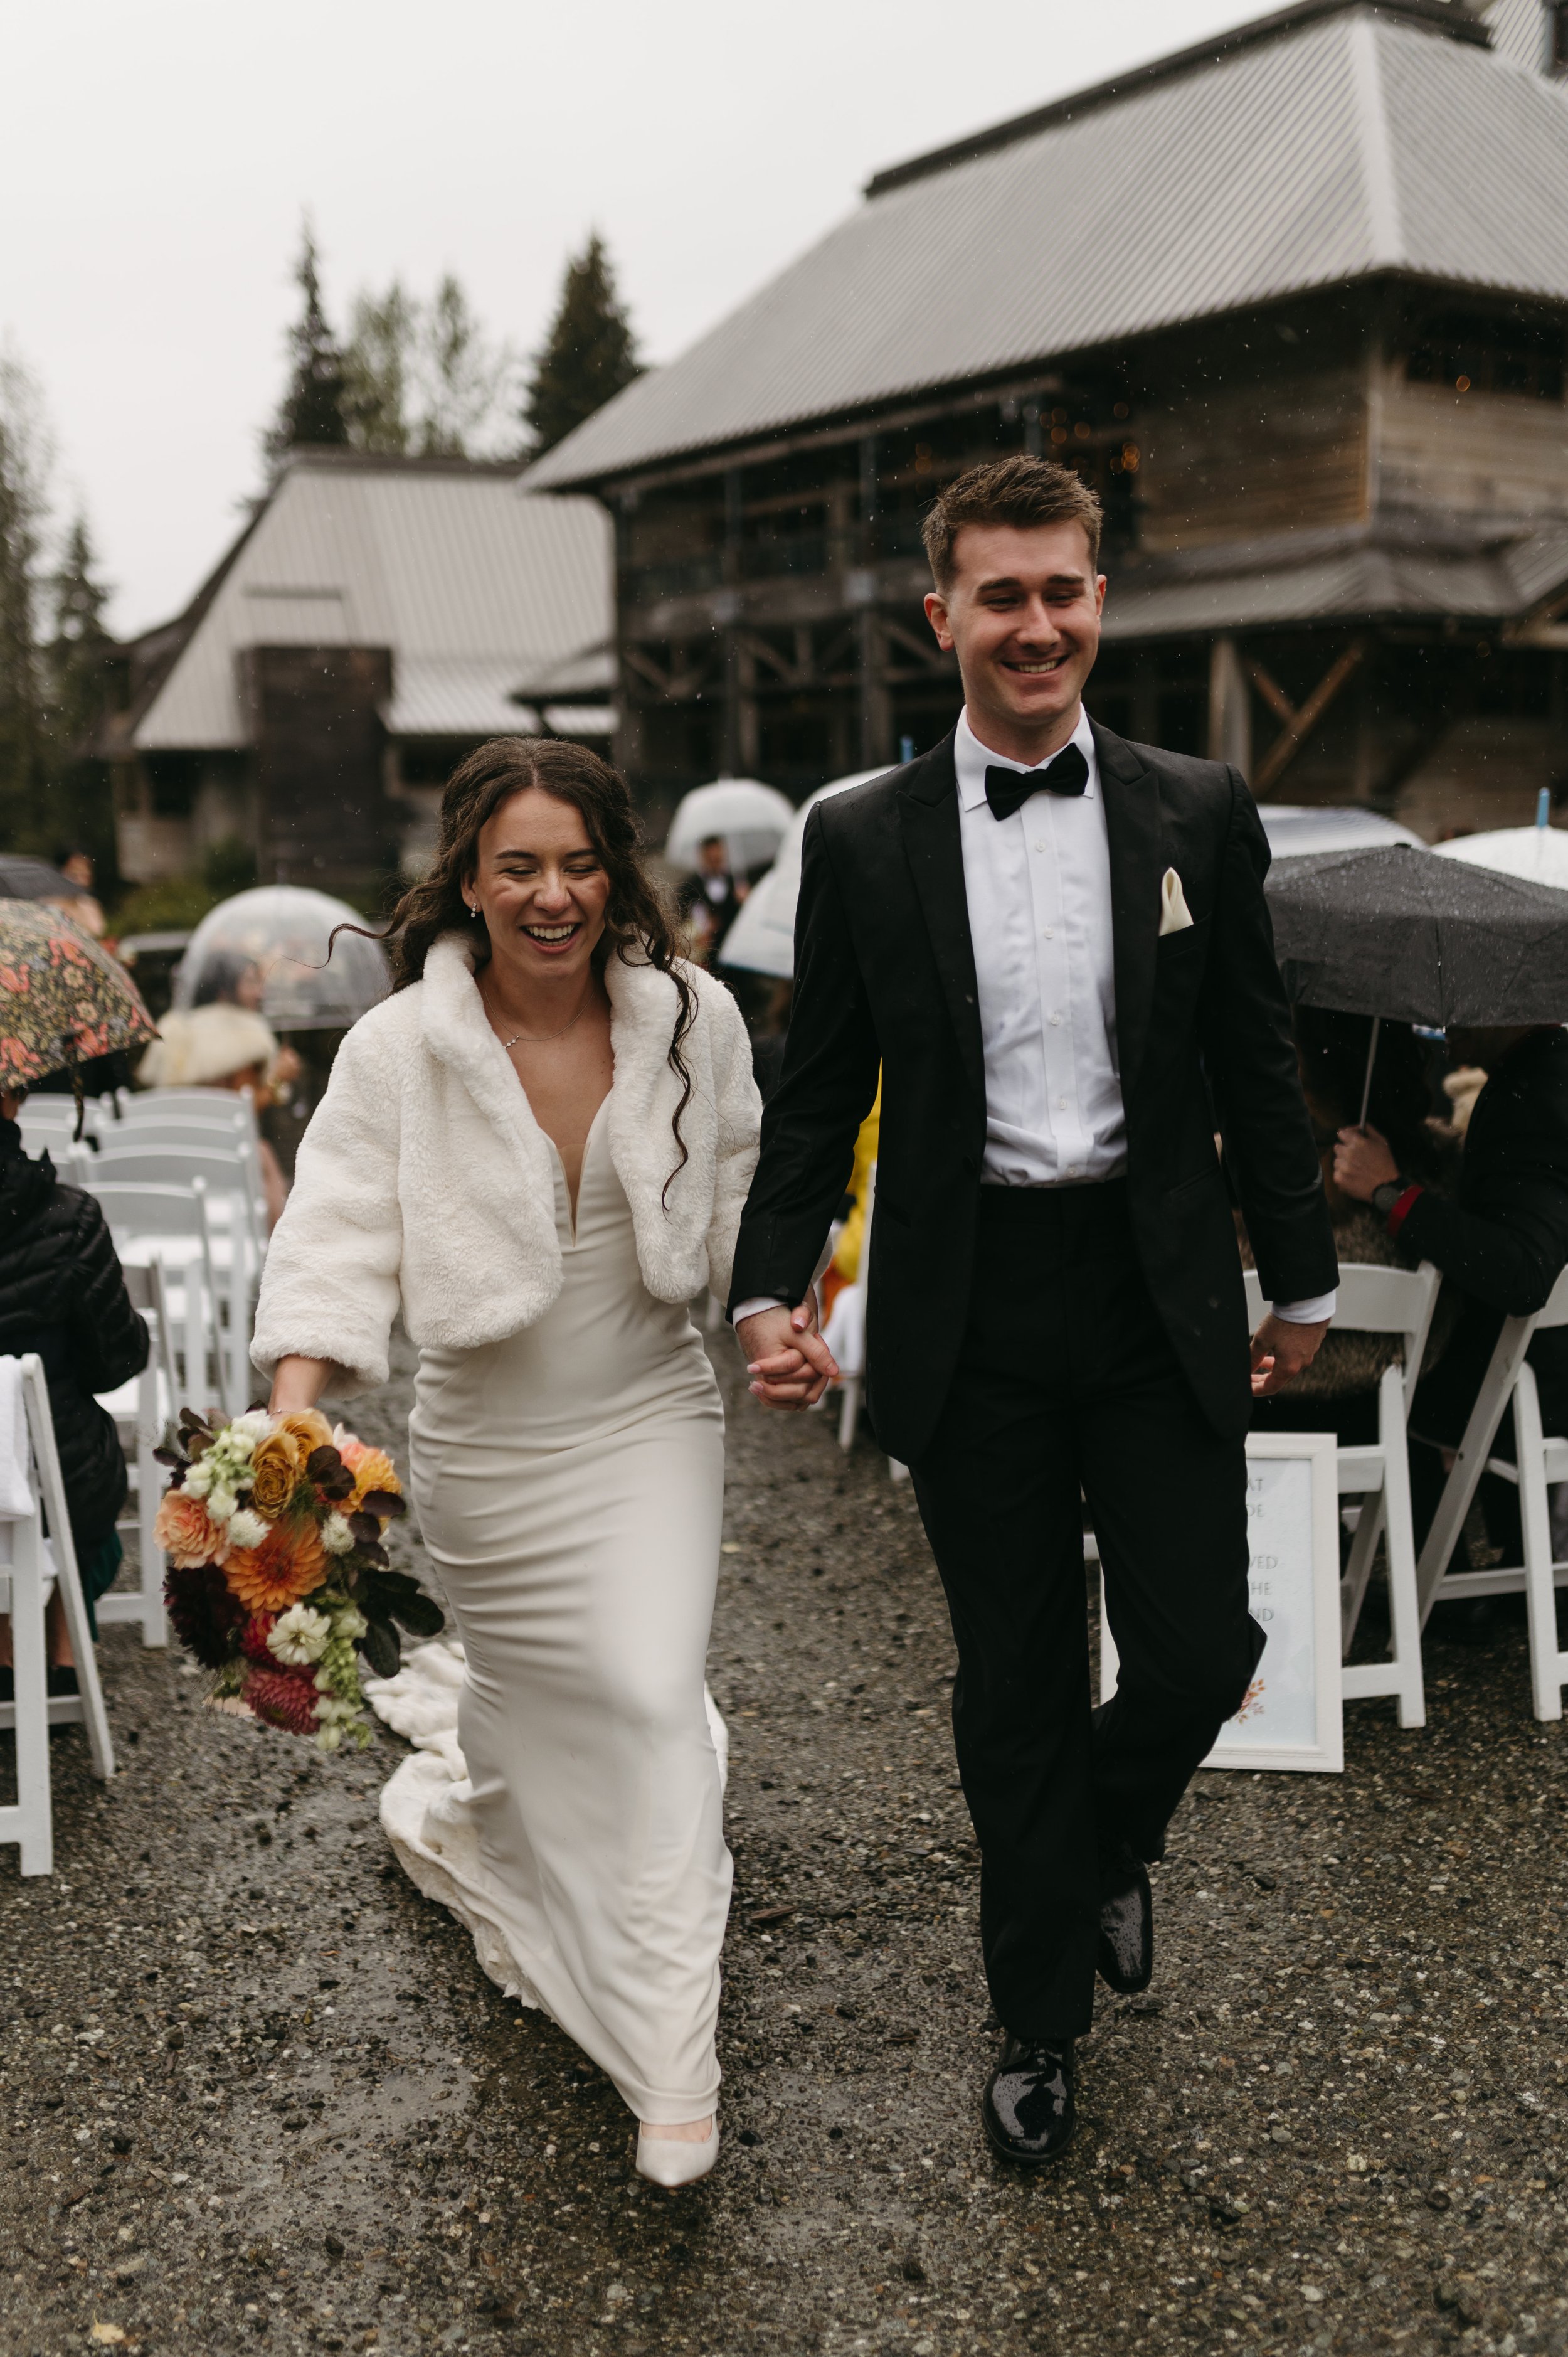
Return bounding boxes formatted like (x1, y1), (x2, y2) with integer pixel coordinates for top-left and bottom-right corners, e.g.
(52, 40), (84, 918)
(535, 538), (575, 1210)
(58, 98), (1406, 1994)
(896, 730), (987, 1116)
(1093, 720), (1166, 1109)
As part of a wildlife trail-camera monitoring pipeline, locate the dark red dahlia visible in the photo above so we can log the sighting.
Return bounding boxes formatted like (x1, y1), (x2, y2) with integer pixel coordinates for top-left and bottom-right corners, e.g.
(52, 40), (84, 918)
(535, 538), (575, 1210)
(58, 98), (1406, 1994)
(245, 1665), (320, 1736)
(241, 1614), (277, 1664)
(162, 1560), (245, 1669)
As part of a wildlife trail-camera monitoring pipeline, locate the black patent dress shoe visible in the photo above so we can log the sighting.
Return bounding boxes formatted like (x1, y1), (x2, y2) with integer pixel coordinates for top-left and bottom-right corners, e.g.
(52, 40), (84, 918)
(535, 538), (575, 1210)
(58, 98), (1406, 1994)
(981, 2036), (1076, 2166)
(1098, 1854), (1153, 1995)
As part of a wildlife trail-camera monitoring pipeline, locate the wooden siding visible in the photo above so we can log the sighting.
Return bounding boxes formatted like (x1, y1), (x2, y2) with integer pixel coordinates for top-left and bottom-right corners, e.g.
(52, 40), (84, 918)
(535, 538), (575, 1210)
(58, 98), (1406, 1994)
(1137, 363), (1370, 553)
(1373, 364), (1568, 520)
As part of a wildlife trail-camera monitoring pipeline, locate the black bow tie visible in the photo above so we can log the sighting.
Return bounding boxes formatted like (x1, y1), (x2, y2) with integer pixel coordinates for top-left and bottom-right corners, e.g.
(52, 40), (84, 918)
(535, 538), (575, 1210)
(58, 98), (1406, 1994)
(984, 745), (1089, 822)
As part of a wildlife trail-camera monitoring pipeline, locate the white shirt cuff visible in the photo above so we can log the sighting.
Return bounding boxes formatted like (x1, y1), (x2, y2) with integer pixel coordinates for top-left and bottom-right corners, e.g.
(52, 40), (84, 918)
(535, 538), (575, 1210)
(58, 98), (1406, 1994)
(1269, 1290), (1338, 1325)
(731, 1296), (787, 1327)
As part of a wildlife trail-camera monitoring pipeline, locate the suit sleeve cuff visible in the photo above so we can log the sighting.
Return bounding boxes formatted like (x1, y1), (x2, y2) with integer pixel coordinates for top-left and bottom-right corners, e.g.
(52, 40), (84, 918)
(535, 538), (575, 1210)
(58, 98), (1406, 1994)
(1270, 1290), (1338, 1325)
(730, 1296), (788, 1327)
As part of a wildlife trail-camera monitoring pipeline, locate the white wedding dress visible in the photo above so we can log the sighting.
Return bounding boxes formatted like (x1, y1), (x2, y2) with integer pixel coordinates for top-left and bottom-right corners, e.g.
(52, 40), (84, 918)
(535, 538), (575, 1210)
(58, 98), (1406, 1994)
(366, 1098), (731, 2123)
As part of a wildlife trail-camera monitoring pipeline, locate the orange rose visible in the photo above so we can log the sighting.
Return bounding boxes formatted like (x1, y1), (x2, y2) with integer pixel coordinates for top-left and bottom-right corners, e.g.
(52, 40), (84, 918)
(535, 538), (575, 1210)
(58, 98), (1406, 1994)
(154, 1487), (230, 1569)
(277, 1410), (334, 1459)
(224, 1518), (327, 1614)
(343, 1443), (401, 1508)
(248, 1431), (304, 1521)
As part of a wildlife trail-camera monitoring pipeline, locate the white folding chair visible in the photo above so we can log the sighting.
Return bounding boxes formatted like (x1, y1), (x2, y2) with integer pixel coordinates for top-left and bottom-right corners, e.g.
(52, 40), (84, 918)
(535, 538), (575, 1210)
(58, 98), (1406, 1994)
(0, 1355), (117, 1876)
(1415, 1265), (1568, 1722)
(93, 1144), (260, 1412)
(18, 1099), (98, 1157)
(1244, 1262), (1439, 1730)
(127, 1087), (261, 1144)
(80, 1178), (225, 1418)
(94, 1262), (176, 1647)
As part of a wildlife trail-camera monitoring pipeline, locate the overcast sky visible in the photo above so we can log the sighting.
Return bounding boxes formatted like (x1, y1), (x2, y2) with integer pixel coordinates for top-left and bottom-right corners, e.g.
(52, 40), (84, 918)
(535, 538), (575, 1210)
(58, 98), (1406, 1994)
(4, 0), (1270, 636)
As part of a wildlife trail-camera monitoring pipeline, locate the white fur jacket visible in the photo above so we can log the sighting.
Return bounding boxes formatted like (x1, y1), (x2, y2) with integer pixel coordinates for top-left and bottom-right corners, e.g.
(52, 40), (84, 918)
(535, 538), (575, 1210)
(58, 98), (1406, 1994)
(252, 933), (761, 1395)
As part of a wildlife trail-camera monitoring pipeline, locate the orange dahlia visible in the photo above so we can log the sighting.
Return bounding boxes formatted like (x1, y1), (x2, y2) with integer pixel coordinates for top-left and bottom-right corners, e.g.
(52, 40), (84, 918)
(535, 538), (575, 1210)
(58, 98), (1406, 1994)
(154, 1487), (230, 1569)
(223, 1517), (327, 1614)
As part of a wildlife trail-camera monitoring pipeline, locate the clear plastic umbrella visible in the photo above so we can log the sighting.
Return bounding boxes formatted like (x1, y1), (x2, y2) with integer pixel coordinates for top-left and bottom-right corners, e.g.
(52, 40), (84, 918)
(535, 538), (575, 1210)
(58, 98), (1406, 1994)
(665, 779), (797, 878)
(172, 886), (391, 1033)
(716, 769), (889, 977)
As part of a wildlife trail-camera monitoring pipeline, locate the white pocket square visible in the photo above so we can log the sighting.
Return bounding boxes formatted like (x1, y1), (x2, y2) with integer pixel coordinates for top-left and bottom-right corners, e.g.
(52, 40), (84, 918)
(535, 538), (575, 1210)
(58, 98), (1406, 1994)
(1158, 867), (1195, 936)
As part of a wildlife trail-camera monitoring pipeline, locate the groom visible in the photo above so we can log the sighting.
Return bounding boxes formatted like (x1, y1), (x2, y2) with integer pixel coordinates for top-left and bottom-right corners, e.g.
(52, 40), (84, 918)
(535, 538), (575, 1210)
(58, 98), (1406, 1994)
(729, 457), (1338, 2164)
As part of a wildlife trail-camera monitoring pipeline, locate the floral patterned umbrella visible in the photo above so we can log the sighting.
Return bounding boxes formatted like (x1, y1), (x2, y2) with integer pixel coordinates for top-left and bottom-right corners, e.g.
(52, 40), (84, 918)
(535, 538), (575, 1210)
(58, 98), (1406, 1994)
(0, 896), (156, 1091)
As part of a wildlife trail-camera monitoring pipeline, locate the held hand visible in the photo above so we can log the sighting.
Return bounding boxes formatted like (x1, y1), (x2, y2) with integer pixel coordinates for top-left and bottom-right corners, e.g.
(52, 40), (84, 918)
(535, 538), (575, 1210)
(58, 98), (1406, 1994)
(267, 1354), (334, 1417)
(1332, 1122), (1399, 1203)
(738, 1296), (839, 1412)
(1249, 1314), (1331, 1398)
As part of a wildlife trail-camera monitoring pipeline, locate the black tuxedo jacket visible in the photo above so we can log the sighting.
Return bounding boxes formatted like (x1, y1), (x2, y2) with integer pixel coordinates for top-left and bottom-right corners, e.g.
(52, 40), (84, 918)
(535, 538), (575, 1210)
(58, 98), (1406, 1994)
(728, 721), (1338, 1462)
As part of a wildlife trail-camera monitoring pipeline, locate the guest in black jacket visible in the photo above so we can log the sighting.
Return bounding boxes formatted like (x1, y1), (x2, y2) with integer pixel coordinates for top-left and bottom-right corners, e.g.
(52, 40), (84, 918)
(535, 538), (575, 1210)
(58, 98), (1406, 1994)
(1335, 1024), (1568, 1609)
(0, 1086), (150, 1690)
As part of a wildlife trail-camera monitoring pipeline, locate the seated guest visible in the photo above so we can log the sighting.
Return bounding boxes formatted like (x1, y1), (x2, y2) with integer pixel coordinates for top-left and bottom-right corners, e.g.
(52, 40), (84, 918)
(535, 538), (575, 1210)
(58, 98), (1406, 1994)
(0, 1078), (150, 1695)
(1335, 1023), (1568, 1622)
(1248, 1009), (1449, 1445)
(137, 1001), (296, 1229)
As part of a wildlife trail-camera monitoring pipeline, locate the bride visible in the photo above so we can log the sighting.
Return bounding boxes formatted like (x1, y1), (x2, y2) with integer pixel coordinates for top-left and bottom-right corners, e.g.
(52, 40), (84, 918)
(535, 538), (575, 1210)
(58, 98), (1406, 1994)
(252, 737), (761, 2185)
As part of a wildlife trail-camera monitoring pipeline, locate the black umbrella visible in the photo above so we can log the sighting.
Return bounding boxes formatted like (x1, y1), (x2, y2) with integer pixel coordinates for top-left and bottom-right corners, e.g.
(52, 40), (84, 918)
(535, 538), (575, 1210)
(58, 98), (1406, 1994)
(0, 854), (87, 901)
(1266, 842), (1568, 1124)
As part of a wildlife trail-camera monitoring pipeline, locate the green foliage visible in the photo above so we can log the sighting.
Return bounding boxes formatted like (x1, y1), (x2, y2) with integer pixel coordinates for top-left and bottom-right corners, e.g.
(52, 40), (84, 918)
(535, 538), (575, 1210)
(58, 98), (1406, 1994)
(109, 871), (222, 936)
(0, 349), (50, 853)
(344, 272), (512, 459)
(521, 233), (641, 459)
(44, 514), (119, 885)
(203, 834), (257, 898)
(265, 224), (350, 466)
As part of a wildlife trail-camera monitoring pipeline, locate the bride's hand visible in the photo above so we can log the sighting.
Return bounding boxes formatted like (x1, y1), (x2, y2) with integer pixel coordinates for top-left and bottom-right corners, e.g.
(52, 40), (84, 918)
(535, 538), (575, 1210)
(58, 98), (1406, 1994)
(267, 1354), (336, 1416)
(738, 1298), (838, 1411)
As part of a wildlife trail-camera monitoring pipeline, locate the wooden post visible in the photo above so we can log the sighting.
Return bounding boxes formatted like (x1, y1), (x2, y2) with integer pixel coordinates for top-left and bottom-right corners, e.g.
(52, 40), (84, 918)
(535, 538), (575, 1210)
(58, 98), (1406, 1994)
(1250, 637), (1370, 796)
(1208, 636), (1252, 774)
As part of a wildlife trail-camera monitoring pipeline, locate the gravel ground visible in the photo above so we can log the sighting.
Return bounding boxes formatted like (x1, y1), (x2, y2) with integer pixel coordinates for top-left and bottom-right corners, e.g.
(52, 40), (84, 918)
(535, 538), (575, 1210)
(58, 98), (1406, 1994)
(3, 1326), (1567, 2357)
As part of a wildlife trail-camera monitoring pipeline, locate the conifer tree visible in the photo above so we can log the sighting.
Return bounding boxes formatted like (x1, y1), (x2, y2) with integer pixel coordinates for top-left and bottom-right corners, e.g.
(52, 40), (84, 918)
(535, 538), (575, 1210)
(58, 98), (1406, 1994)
(344, 280), (416, 454)
(521, 234), (641, 459)
(265, 225), (350, 466)
(0, 351), (49, 851)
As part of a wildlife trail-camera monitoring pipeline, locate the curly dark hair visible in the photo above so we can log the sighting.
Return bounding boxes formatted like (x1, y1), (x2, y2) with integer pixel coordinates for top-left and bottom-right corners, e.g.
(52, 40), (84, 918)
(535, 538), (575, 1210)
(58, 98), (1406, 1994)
(378, 737), (697, 1193)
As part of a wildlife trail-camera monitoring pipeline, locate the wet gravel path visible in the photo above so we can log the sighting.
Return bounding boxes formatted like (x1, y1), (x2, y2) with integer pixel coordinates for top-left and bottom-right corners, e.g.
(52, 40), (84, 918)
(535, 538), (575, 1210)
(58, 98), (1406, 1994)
(4, 1328), (1567, 2357)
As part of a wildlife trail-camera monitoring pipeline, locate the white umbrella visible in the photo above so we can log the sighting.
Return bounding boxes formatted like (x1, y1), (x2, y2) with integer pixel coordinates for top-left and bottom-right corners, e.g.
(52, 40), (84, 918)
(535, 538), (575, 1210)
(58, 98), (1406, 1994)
(717, 769), (889, 977)
(1263, 806), (1423, 859)
(174, 885), (391, 1032)
(665, 779), (796, 877)
(1433, 813), (1568, 893)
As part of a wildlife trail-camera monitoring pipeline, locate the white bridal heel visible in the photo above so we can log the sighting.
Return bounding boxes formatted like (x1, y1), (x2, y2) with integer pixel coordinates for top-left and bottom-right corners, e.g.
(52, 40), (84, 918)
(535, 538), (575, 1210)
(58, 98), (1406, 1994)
(635, 2120), (719, 2188)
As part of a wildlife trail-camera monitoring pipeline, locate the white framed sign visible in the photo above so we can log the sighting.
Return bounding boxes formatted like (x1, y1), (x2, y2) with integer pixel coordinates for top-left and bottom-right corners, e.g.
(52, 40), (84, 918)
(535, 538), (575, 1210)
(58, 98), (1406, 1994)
(1098, 1430), (1343, 1774)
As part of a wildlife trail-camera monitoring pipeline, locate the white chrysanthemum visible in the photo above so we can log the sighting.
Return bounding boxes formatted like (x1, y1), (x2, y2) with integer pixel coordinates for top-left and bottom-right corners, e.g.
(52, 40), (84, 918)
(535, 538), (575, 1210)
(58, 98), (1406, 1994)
(321, 1513), (354, 1556)
(206, 1484), (238, 1525)
(229, 1411), (272, 1451)
(267, 1604), (332, 1666)
(182, 1459), (215, 1499)
(225, 1508), (267, 1550)
(331, 1602), (367, 1641)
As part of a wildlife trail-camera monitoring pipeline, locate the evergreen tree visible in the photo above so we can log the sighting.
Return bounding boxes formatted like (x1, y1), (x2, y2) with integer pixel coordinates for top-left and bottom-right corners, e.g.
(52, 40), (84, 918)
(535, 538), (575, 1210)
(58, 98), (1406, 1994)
(420, 274), (511, 458)
(344, 280), (416, 454)
(521, 233), (641, 459)
(0, 351), (50, 852)
(265, 225), (350, 466)
(43, 514), (119, 884)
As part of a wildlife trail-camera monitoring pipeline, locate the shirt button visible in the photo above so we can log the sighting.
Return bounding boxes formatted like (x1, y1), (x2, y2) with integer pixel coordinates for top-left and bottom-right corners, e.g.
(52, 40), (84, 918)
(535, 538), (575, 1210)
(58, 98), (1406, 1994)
(1066, 1165), (1081, 1178)
(1034, 840), (1047, 853)
(1058, 1096), (1068, 1110)
(1042, 926), (1055, 939)
(1049, 1013), (1062, 1027)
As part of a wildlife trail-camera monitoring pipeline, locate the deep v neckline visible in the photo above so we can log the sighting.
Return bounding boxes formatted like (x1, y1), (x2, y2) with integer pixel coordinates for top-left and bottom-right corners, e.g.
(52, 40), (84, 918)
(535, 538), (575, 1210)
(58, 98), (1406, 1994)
(549, 1092), (612, 1243)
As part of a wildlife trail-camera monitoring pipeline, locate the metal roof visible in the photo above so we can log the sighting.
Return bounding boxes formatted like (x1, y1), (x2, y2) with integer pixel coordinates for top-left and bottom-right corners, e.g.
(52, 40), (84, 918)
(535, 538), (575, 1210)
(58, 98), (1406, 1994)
(526, 0), (1568, 492)
(1101, 518), (1568, 637)
(135, 454), (612, 750)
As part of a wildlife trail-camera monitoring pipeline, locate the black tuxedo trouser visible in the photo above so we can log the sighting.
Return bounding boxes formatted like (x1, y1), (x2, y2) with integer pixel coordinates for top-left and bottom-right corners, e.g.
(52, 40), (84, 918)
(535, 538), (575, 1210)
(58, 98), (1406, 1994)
(906, 1179), (1260, 2043)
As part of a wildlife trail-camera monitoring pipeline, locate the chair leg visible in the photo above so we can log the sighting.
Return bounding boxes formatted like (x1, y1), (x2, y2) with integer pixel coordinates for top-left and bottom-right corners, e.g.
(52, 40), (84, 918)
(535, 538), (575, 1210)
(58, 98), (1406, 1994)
(1379, 1366), (1426, 1730)
(11, 1533), (53, 1876)
(136, 1424), (168, 1647)
(1515, 1369), (1565, 1724)
(1340, 1494), (1385, 1655)
(837, 1377), (861, 1452)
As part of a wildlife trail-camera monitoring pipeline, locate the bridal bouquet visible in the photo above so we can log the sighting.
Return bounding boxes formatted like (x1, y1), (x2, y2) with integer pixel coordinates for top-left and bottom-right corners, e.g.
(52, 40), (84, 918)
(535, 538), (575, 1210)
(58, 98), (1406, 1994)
(154, 1408), (442, 1748)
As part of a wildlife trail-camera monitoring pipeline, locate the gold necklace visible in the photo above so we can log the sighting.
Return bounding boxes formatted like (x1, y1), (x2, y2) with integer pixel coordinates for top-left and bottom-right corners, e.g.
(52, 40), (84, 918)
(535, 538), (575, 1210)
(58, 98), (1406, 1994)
(484, 984), (594, 1048)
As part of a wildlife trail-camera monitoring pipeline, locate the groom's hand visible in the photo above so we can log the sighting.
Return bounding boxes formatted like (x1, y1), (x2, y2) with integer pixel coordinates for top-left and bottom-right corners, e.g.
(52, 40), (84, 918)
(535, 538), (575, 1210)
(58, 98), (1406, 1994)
(1249, 1313), (1330, 1397)
(738, 1297), (839, 1411)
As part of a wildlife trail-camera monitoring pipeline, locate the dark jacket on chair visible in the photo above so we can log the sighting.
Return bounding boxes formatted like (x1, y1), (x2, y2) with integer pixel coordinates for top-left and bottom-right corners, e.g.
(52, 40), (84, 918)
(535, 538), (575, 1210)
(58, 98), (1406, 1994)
(0, 1120), (149, 1549)
(1406, 1028), (1568, 1444)
(729, 723), (1338, 1462)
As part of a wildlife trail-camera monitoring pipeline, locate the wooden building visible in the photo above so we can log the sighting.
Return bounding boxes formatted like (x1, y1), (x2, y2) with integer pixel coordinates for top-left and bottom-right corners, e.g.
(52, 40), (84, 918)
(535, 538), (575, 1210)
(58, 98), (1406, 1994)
(99, 453), (612, 899)
(526, 0), (1568, 838)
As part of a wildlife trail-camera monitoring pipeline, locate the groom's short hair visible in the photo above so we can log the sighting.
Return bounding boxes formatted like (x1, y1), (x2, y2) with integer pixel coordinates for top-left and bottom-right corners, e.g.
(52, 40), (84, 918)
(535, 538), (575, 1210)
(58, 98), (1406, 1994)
(922, 456), (1103, 590)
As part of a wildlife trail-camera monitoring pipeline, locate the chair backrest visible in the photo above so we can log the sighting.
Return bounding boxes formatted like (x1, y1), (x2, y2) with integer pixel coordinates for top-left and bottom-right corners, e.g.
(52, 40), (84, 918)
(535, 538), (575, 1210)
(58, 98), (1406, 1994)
(130, 1088), (259, 1143)
(82, 1176), (215, 1246)
(1242, 1260), (1441, 1403)
(106, 1115), (255, 1155)
(18, 1102), (96, 1156)
(95, 1141), (249, 1188)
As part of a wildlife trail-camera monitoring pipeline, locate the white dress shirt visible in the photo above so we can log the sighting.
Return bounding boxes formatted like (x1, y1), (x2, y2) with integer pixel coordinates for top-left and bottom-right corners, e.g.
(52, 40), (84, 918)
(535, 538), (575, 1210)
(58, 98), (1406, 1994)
(734, 705), (1335, 1326)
